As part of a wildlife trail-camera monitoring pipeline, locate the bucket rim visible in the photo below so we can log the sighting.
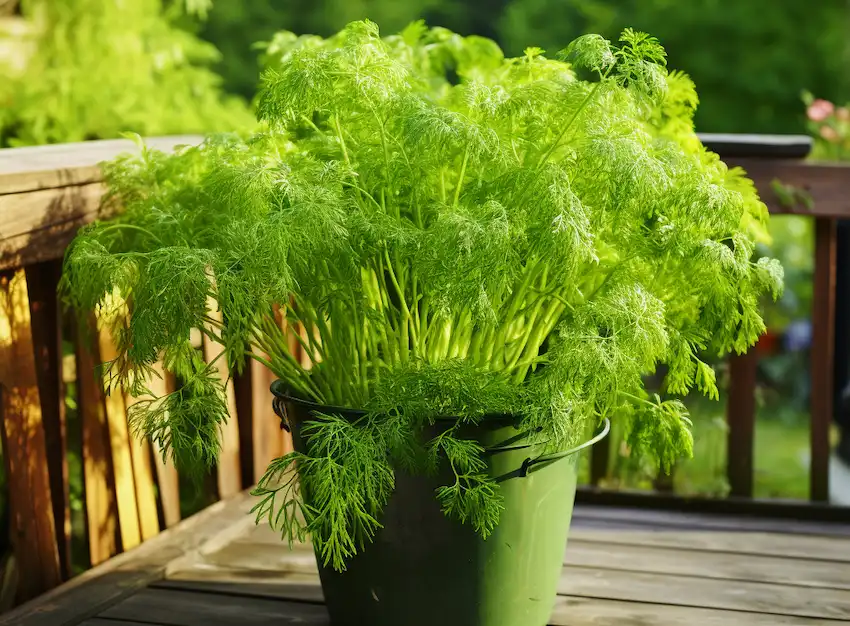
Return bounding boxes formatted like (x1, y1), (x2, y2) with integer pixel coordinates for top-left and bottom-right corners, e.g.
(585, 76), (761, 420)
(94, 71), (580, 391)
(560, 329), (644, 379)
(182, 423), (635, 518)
(270, 379), (610, 463)
(270, 378), (516, 425)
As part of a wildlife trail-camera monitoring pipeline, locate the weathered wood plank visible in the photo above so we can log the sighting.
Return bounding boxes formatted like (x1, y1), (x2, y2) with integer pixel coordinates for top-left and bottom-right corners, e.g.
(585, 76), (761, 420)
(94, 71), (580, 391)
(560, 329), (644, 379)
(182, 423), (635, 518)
(551, 596), (838, 626)
(811, 217), (837, 502)
(0, 182), (105, 271)
(197, 522), (850, 591)
(154, 579), (836, 626)
(0, 136), (201, 195)
(232, 510), (850, 563)
(202, 304), (242, 499)
(99, 588), (329, 625)
(727, 350), (757, 498)
(0, 491), (255, 626)
(730, 158), (850, 218)
(24, 260), (71, 579)
(75, 329), (119, 567)
(558, 567), (850, 621)
(564, 540), (850, 591)
(140, 363), (181, 529)
(573, 504), (850, 538)
(129, 433), (160, 542)
(571, 528), (850, 563)
(168, 527), (850, 621)
(80, 617), (148, 626)
(122, 369), (161, 542)
(0, 270), (62, 601)
(234, 355), (281, 484)
(171, 550), (850, 621)
(96, 328), (141, 551)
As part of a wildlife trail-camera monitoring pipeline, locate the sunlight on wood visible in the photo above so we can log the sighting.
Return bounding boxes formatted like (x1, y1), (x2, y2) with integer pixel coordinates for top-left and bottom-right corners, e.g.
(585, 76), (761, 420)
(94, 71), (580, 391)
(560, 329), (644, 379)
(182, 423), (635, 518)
(0, 270), (61, 600)
(203, 301), (242, 498)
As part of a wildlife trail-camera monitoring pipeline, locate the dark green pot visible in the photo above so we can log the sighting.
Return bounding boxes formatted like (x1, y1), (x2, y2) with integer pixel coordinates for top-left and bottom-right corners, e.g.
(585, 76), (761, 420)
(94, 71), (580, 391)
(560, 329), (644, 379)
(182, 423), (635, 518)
(270, 381), (609, 626)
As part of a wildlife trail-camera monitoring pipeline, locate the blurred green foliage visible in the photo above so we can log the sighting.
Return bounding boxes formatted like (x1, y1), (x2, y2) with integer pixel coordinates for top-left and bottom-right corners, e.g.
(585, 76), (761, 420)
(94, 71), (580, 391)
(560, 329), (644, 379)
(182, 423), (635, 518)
(0, 0), (252, 147)
(200, 0), (850, 134)
(500, 0), (850, 134)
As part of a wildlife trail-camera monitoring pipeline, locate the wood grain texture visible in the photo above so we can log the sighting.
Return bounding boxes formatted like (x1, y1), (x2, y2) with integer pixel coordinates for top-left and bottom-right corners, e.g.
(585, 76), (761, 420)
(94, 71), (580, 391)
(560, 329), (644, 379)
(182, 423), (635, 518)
(203, 303), (242, 499)
(129, 435), (159, 542)
(0, 491), (255, 626)
(726, 350), (758, 498)
(198, 522), (850, 592)
(96, 328), (141, 551)
(570, 529), (850, 563)
(572, 504), (850, 537)
(0, 136), (202, 271)
(563, 540), (850, 591)
(549, 596), (838, 626)
(140, 363), (181, 529)
(166, 525), (850, 621)
(0, 136), (201, 194)
(10, 492), (850, 625)
(154, 579), (837, 626)
(234, 354), (282, 484)
(0, 182), (105, 271)
(810, 217), (836, 502)
(23, 260), (71, 579)
(171, 548), (850, 622)
(0, 270), (62, 601)
(100, 588), (329, 626)
(75, 329), (119, 567)
(730, 157), (850, 218)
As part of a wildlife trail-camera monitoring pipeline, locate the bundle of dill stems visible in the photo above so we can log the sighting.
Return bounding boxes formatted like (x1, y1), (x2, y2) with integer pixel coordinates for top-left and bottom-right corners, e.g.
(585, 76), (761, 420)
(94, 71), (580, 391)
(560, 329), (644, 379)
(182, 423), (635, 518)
(62, 20), (782, 570)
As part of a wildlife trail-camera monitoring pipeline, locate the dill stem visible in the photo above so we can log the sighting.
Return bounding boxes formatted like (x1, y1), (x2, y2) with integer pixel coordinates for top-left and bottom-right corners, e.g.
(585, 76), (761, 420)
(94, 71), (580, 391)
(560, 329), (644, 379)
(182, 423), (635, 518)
(453, 147), (470, 207)
(383, 247), (413, 362)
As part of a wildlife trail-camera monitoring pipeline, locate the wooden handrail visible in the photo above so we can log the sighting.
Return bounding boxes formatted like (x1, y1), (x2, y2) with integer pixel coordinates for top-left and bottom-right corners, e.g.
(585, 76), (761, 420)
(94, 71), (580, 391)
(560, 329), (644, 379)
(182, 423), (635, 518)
(0, 136), (201, 271)
(0, 135), (849, 611)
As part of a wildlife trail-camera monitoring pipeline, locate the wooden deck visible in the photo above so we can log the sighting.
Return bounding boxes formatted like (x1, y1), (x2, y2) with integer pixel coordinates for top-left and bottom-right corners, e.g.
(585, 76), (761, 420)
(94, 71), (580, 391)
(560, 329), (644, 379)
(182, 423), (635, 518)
(2, 491), (850, 626)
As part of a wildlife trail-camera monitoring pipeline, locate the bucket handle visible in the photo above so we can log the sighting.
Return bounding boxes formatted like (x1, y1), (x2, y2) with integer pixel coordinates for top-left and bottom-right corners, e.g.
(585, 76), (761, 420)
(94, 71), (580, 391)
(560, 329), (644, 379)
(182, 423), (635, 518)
(519, 418), (611, 477)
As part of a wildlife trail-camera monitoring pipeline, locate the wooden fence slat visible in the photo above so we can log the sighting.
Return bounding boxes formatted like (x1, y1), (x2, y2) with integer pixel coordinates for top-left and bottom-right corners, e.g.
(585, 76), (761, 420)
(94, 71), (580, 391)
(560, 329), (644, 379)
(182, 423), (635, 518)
(23, 260), (71, 579)
(0, 270), (61, 601)
(203, 305), (241, 499)
(275, 307), (298, 457)
(75, 329), (118, 567)
(95, 327), (141, 551)
(234, 356), (281, 485)
(141, 363), (181, 529)
(127, 429), (160, 542)
(811, 217), (837, 502)
(727, 351), (758, 498)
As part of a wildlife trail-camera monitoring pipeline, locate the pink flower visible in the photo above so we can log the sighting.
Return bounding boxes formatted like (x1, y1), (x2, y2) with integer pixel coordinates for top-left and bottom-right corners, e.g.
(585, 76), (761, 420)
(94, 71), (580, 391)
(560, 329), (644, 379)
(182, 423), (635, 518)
(837, 107), (850, 122)
(820, 125), (840, 143)
(808, 99), (835, 122)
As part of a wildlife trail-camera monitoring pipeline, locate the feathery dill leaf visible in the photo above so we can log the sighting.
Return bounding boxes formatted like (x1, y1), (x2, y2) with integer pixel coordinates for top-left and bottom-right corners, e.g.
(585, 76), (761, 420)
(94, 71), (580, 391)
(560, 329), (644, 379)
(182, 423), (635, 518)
(63, 21), (782, 571)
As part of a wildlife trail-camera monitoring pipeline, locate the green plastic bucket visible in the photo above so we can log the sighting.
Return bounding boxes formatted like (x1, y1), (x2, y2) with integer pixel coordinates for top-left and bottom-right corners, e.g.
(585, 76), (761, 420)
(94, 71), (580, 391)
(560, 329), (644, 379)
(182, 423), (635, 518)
(271, 381), (609, 626)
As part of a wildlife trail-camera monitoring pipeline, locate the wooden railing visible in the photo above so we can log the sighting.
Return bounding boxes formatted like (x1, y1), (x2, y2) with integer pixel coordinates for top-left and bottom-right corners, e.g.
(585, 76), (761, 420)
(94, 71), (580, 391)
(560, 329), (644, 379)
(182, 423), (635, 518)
(585, 135), (850, 516)
(0, 137), (295, 607)
(0, 135), (848, 608)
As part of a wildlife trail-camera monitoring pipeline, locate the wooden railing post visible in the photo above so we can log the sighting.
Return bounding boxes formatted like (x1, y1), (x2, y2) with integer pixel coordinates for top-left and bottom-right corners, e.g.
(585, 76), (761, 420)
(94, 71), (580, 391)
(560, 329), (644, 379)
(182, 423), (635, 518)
(727, 351), (758, 498)
(0, 270), (62, 601)
(810, 217), (837, 502)
(23, 260), (71, 580)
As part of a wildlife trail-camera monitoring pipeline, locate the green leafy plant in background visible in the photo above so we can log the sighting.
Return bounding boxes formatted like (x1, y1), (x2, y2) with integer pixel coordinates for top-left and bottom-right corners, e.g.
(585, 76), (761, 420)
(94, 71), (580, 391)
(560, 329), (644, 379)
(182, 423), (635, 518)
(199, 0), (448, 99)
(61, 21), (782, 571)
(0, 0), (252, 147)
(196, 0), (850, 134)
(498, 0), (850, 134)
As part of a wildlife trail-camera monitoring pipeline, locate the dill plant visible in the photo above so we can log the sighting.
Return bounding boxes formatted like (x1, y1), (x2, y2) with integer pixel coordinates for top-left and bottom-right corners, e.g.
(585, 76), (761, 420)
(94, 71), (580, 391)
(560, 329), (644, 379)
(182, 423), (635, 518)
(62, 21), (783, 571)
